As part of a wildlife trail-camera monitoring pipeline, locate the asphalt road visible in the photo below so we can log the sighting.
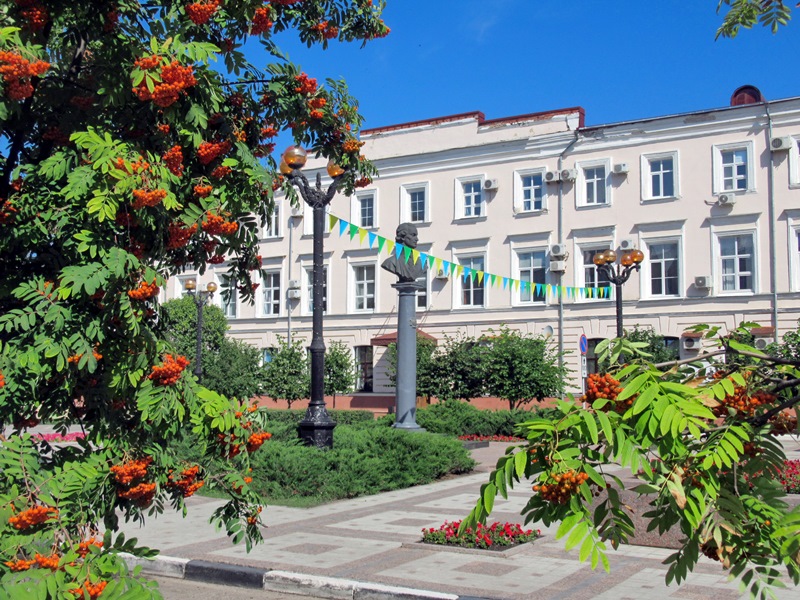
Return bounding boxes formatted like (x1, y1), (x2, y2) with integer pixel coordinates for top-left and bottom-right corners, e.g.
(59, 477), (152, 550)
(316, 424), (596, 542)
(152, 576), (316, 599)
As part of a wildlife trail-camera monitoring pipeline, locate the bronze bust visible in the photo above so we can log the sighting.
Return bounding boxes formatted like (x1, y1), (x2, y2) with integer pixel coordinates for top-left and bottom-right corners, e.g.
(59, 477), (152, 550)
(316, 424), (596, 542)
(381, 223), (427, 283)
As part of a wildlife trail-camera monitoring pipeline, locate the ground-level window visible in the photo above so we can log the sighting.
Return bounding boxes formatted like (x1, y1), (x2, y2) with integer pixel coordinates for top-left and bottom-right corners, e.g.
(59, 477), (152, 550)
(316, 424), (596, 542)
(354, 345), (373, 392)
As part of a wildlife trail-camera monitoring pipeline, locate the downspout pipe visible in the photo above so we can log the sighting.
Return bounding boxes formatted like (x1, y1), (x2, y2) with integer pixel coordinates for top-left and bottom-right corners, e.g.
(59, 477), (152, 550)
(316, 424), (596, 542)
(287, 210), (293, 342)
(557, 129), (580, 397)
(764, 102), (779, 343)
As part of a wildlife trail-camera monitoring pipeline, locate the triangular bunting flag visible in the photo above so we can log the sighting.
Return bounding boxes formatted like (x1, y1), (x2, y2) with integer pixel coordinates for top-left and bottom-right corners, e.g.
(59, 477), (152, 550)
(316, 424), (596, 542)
(329, 214), (338, 230)
(490, 274), (497, 287)
(358, 227), (367, 244)
(395, 243), (404, 259)
(502, 277), (508, 289)
(411, 249), (420, 264)
(403, 246), (412, 263)
(455, 265), (464, 277)
(477, 271), (484, 284)
(513, 280), (520, 291)
(368, 231), (377, 248)
(419, 252), (428, 267)
(386, 240), (395, 255)
(377, 236), (385, 253)
(427, 255), (435, 269)
(536, 283), (543, 296)
(348, 223), (358, 239)
(338, 219), (348, 236)
(436, 258), (444, 273)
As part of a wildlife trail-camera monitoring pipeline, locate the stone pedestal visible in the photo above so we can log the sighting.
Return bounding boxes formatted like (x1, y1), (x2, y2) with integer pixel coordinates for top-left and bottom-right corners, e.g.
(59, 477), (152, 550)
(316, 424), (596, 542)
(392, 282), (425, 432)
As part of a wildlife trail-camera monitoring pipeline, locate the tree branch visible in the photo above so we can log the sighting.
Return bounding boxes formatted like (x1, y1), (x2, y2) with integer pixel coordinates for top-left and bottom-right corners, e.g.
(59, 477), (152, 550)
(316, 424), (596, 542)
(749, 394), (800, 428)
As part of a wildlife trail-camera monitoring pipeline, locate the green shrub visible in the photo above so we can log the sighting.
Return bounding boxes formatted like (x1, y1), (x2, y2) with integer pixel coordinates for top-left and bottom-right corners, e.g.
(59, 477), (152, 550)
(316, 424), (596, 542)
(263, 408), (375, 426)
(413, 400), (538, 437)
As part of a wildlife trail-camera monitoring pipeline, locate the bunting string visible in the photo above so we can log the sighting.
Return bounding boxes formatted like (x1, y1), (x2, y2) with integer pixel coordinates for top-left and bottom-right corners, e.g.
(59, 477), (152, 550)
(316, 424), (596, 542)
(327, 214), (613, 300)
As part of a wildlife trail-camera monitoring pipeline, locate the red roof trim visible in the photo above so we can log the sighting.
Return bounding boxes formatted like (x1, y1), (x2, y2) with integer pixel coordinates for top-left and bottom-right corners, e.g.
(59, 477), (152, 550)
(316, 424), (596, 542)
(361, 106), (585, 136)
(371, 330), (438, 347)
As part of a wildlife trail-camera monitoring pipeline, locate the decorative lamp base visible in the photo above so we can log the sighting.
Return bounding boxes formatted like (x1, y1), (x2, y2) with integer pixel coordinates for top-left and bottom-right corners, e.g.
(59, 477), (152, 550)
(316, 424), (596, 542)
(297, 406), (336, 449)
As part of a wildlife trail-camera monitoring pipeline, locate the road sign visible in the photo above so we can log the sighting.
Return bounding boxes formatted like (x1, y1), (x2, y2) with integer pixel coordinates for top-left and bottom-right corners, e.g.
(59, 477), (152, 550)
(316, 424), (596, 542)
(579, 334), (588, 355)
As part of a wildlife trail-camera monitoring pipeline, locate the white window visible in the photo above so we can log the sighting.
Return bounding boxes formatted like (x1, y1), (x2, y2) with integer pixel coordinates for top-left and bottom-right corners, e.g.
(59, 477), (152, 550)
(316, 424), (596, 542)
(516, 250), (547, 304)
(577, 160), (611, 206)
(262, 271), (281, 316)
(792, 225), (800, 291)
(647, 241), (680, 297)
(303, 204), (332, 235)
(713, 142), (754, 194)
(580, 247), (612, 300)
(788, 137), (800, 187)
(218, 274), (238, 318)
(352, 264), (376, 312)
(641, 152), (679, 200)
(718, 233), (755, 293)
(354, 346), (373, 392)
(514, 169), (545, 212)
(456, 177), (485, 219)
(262, 347), (276, 366)
(352, 190), (376, 229)
(401, 183), (429, 223)
(177, 276), (194, 297)
(457, 255), (485, 308)
(304, 266), (327, 315)
(264, 203), (280, 238)
(416, 273), (428, 310)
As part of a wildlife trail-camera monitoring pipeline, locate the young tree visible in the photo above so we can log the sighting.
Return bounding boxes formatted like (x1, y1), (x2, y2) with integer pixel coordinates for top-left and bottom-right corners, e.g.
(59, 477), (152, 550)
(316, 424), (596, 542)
(463, 324), (800, 599)
(596, 326), (679, 373)
(324, 340), (354, 408)
(161, 295), (229, 365)
(262, 338), (310, 409)
(0, 1), (388, 596)
(437, 333), (488, 402)
(385, 336), (446, 403)
(204, 337), (268, 400)
(481, 326), (567, 410)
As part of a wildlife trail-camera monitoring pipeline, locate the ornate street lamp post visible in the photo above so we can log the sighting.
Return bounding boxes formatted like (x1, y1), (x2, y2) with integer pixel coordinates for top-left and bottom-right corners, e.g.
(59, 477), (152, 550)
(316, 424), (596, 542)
(184, 279), (217, 383)
(281, 146), (347, 449)
(592, 248), (645, 338)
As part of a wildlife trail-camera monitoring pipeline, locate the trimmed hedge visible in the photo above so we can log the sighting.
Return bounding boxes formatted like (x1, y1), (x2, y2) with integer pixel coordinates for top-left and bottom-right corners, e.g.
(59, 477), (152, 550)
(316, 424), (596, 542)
(262, 408), (375, 426)
(413, 400), (538, 437)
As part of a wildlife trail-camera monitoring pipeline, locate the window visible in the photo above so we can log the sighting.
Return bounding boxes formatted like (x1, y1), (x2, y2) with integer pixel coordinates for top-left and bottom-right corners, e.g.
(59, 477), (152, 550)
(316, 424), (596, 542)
(582, 248), (611, 297)
(219, 275), (238, 318)
(458, 255), (485, 307)
(304, 266), (327, 314)
(262, 347), (276, 366)
(353, 264), (375, 311)
(713, 142), (754, 194)
(642, 152), (678, 200)
(517, 250), (546, 303)
(577, 160), (611, 206)
(794, 227), (800, 291)
(416, 274), (428, 310)
(353, 191), (376, 229)
(354, 346), (373, 392)
(262, 272), (281, 315)
(177, 277), (194, 297)
(264, 204), (280, 238)
(458, 178), (484, 218)
(303, 204), (332, 235)
(789, 137), (800, 187)
(515, 170), (545, 212)
(401, 183), (429, 223)
(647, 242), (680, 297)
(585, 338), (605, 376)
(719, 234), (754, 292)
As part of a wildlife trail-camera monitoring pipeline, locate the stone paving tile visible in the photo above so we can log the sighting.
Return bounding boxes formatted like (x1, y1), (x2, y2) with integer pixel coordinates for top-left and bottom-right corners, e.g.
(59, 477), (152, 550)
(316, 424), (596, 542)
(329, 510), (454, 537)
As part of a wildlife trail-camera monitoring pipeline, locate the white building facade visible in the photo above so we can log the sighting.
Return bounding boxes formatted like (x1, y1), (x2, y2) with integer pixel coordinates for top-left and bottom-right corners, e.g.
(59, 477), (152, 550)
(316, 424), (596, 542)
(169, 88), (800, 395)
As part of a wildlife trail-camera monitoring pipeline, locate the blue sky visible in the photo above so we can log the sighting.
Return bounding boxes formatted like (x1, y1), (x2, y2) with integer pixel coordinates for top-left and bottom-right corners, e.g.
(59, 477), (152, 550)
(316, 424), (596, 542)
(255, 1), (797, 131)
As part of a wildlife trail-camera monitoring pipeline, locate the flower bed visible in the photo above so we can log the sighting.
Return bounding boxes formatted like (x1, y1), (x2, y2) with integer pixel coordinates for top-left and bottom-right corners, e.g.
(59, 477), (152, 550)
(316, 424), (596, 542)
(458, 434), (525, 443)
(32, 432), (86, 443)
(781, 460), (800, 494)
(421, 520), (540, 549)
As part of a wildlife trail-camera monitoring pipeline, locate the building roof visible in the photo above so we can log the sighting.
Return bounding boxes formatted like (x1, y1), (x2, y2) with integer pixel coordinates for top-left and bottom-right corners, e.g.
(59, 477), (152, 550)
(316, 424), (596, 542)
(371, 330), (438, 347)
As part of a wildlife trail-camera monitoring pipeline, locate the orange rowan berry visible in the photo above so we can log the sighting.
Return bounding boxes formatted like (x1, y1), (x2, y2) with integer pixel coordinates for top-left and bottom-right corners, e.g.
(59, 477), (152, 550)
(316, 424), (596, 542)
(8, 505), (58, 530)
(251, 7), (273, 35)
(246, 431), (272, 453)
(148, 354), (190, 386)
(166, 222), (197, 249)
(194, 184), (213, 197)
(197, 141), (231, 165)
(186, 0), (220, 25)
(163, 145), (184, 177)
(127, 279), (160, 301)
(293, 73), (317, 95)
(4, 558), (35, 571)
(342, 139), (364, 153)
(131, 188), (167, 209)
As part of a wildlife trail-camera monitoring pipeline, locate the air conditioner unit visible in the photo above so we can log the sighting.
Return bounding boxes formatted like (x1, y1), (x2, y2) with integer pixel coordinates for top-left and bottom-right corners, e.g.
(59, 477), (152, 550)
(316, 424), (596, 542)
(483, 178), (499, 191)
(287, 279), (301, 290)
(560, 169), (578, 182)
(434, 269), (449, 280)
(544, 170), (560, 183)
(683, 337), (702, 351)
(549, 260), (566, 272)
(549, 243), (567, 258)
(754, 337), (770, 350)
(286, 289), (301, 300)
(290, 205), (305, 217)
(718, 194), (735, 206)
(771, 136), (794, 151)
(619, 239), (636, 252)
(694, 275), (712, 289)
(613, 163), (629, 175)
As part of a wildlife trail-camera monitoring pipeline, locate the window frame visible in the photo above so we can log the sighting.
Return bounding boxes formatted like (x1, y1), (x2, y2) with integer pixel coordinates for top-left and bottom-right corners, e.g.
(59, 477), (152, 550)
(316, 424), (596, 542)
(415, 271), (430, 311)
(514, 168), (547, 214)
(302, 264), (329, 316)
(354, 345), (374, 392)
(575, 243), (614, 302)
(350, 262), (377, 313)
(788, 136), (800, 188)
(351, 189), (378, 230)
(263, 201), (281, 239)
(712, 141), (755, 195)
(512, 247), (548, 306)
(642, 237), (682, 299)
(789, 213), (800, 292)
(260, 270), (282, 317)
(400, 182), (430, 224)
(215, 272), (239, 318)
(714, 230), (757, 295)
(640, 151), (679, 201)
(576, 159), (611, 207)
(302, 203), (332, 236)
(454, 175), (486, 220)
(454, 253), (486, 309)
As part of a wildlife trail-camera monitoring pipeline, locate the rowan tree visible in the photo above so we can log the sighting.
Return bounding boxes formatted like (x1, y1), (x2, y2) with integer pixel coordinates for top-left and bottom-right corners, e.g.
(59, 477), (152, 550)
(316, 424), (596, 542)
(0, 1), (388, 597)
(464, 324), (800, 599)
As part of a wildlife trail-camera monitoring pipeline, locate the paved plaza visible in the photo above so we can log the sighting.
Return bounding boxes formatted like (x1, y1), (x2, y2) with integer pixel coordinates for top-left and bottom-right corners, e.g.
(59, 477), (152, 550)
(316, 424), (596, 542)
(117, 440), (800, 600)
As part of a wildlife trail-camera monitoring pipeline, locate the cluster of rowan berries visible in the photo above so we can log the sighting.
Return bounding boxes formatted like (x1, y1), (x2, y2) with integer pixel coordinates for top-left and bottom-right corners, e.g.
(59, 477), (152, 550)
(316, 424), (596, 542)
(127, 238), (146, 259)
(246, 506), (263, 525)
(186, 0), (221, 25)
(365, 19), (391, 39)
(4, 558), (35, 571)
(581, 372), (630, 413)
(127, 279), (160, 301)
(133, 58), (196, 108)
(0, 371), (5, 388)
(217, 433), (242, 458)
(533, 470), (590, 505)
(115, 156), (150, 175)
(14, 0), (49, 32)
(211, 165), (232, 179)
(132, 188), (167, 209)
(342, 139), (364, 153)
(0, 50), (50, 101)
(8, 505), (58, 530)
(208, 254), (225, 264)
(194, 184), (213, 197)
(246, 431), (272, 453)
(149, 354), (190, 386)
(167, 465), (205, 497)
(770, 411), (798, 435)
(42, 126), (70, 146)
(70, 95), (95, 110)
(202, 211), (239, 235)
(67, 347), (102, 364)
(111, 457), (157, 507)
(104, 9), (119, 32)
(0, 199), (18, 224)
(251, 6), (274, 35)
(293, 73), (318, 95)
(76, 538), (103, 558)
(163, 145), (184, 177)
(232, 476), (253, 493)
(354, 177), (372, 188)
(311, 20), (339, 39)
(110, 456), (152, 486)
(260, 124), (278, 139)
(203, 239), (218, 253)
(273, 0), (301, 5)
(197, 140), (232, 165)
(33, 553), (60, 571)
(309, 109), (324, 120)
(12, 416), (38, 429)
(71, 579), (107, 599)
(167, 222), (197, 249)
